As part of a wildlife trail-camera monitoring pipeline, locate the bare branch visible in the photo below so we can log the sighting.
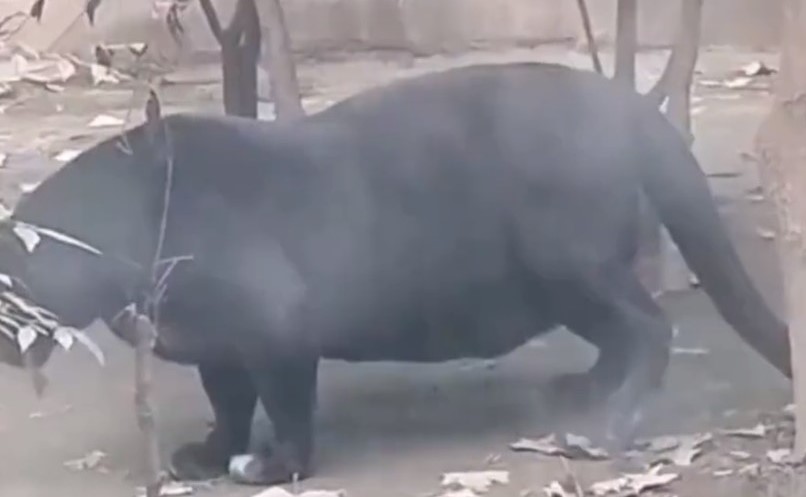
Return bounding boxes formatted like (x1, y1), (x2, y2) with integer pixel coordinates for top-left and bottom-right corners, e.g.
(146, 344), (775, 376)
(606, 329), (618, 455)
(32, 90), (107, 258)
(574, 0), (603, 75)
(614, 0), (638, 86)
(133, 311), (161, 497)
(645, 0), (703, 119)
(199, 0), (223, 44)
(0, 12), (28, 38)
(260, 0), (305, 119)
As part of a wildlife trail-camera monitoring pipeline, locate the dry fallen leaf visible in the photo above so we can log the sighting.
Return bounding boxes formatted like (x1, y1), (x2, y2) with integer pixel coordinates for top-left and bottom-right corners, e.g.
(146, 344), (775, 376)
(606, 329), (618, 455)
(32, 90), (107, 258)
(721, 423), (767, 439)
(251, 489), (293, 497)
(590, 466), (678, 496)
(16, 325), (37, 353)
(589, 477), (628, 496)
(44, 83), (65, 93)
(729, 450), (752, 461)
(250, 489), (345, 497)
(636, 435), (681, 454)
(724, 76), (753, 89)
(712, 469), (734, 477)
(564, 433), (609, 459)
(511, 435), (565, 456)
(136, 482), (195, 497)
(88, 114), (124, 128)
(543, 480), (575, 497)
(671, 347), (710, 356)
(442, 471), (510, 493)
(740, 61), (775, 77)
(659, 433), (712, 467)
(698, 79), (722, 88)
(438, 490), (477, 497)
(12, 222), (42, 252)
(90, 63), (120, 85)
(511, 434), (608, 460)
(738, 463), (760, 476)
(766, 448), (794, 465)
(19, 181), (41, 193)
(756, 228), (776, 240)
(64, 450), (106, 471)
(55, 149), (81, 162)
(159, 483), (195, 496)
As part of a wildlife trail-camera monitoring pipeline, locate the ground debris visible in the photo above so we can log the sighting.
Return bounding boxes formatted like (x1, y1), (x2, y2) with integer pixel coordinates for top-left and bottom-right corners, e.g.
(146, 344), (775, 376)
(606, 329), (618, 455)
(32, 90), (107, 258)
(438, 490), (478, 497)
(720, 423), (768, 439)
(729, 450), (752, 461)
(651, 433), (713, 467)
(88, 114), (125, 128)
(136, 482), (195, 497)
(766, 448), (804, 466)
(510, 433), (608, 460)
(740, 61), (776, 77)
(671, 347), (710, 356)
(54, 149), (81, 163)
(542, 479), (578, 497)
(251, 488), (345, 497)
(756, 227), (777, 240)
(589, 465), (679, 496)
(64, 450), (106, 471)
(634, 435), (681, 454)
(441, 470), (509, 493)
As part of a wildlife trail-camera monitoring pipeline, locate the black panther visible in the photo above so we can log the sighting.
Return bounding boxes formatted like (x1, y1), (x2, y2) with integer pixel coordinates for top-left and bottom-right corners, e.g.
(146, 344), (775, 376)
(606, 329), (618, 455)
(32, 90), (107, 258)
(0, 62), (791, 485)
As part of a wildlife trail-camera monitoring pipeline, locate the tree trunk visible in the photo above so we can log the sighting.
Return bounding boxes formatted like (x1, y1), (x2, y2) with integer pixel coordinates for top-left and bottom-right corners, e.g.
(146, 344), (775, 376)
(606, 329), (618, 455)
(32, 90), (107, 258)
(637, 0), (703, 296)
(646, 0), (704, 140)
(614, 0), (637, 85)
(755, 0), (806, 457)
(200, 0), (261, 117)
(574, 0), (603, 74)
(258, 0), (305, 120)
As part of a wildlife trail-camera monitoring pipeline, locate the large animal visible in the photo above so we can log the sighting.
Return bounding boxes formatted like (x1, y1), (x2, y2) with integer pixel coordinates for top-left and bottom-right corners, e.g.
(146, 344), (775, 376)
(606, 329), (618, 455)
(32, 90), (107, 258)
(0, 63), (791, 485)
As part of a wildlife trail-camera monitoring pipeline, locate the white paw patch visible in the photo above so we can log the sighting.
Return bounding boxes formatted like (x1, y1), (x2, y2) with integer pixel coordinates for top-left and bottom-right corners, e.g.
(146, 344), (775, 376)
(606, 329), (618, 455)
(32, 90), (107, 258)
(228, 453), (255, 477)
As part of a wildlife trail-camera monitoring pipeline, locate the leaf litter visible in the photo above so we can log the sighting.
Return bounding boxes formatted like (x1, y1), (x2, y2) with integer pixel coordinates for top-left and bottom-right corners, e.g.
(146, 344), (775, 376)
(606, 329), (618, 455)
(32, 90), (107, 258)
(136, 482), (195, 497)
(250, 488), (345, 497)
(64, 450), (106, 471)
(720, 423), (768, 439)
(441, 470), (510, 493)
(589, 465), (679, 496)
(510, 433), (608, 460)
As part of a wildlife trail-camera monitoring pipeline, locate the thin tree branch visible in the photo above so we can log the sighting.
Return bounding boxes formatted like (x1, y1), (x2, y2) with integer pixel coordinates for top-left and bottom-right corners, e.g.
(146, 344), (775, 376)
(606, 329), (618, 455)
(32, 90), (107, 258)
(575, 0), (603, 75)
(645, 0), (703, 113)
(614, 0), (638, 86)
(260, 0), (304, 118)
(199, 0), (223, 44)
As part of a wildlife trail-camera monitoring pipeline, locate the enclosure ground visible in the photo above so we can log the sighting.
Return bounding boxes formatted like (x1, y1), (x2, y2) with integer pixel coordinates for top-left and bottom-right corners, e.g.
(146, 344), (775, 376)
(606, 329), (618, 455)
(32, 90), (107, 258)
(0, 44), (799, 497)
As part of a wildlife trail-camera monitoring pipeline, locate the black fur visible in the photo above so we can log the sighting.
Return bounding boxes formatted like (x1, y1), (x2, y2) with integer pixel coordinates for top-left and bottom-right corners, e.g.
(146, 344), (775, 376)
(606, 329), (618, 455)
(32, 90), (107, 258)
(0, 62), (790, 485)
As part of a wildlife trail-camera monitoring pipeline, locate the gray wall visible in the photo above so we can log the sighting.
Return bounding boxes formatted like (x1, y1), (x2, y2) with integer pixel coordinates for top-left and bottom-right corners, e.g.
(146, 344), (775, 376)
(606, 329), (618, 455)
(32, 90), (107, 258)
(4, 0), (783, 59)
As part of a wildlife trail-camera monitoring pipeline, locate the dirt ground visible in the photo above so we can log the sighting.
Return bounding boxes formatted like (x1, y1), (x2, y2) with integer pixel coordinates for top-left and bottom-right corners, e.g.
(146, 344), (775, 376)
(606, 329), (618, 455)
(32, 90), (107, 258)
(0, 44), (801, 497)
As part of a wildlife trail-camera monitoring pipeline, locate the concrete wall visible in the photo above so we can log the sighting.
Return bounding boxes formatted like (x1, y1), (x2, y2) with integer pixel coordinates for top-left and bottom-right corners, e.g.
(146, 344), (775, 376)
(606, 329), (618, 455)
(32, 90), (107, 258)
(1, 0), (783, 60)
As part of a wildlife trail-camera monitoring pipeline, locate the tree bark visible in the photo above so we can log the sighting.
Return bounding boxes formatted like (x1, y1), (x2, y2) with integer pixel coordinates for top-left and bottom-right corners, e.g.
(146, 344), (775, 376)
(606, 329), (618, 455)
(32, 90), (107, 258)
(755, 0), (806, 457)
(574, 0), (603, 74)
(614, 0), (637, 86)
(200, 0), (264, 118)
(257, 0), (305, 120)
(646, 0), (704, 143)
(635, 0), (703, 296)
